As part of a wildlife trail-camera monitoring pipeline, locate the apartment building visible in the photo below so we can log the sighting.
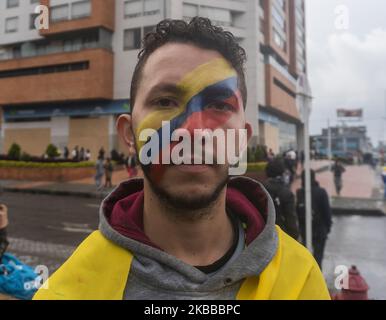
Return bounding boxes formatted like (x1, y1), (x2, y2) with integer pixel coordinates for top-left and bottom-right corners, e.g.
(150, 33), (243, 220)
(0, 0), (307, 159)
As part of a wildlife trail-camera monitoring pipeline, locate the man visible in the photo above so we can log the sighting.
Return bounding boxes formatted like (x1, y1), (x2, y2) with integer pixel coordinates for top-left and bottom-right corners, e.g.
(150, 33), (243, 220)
(296, 170), (332, 269)
(263, 158), (299, 240)
(331, 160), (345, 196)
(34, 18), (330, 300)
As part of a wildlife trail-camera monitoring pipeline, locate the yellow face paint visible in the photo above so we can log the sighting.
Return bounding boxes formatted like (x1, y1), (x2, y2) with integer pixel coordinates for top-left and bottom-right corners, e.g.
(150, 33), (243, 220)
(135, 58), (237, 151)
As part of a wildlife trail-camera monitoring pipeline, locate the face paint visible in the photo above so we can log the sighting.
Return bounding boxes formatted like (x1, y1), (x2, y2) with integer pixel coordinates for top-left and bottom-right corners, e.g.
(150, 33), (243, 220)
(135, 58), (243, 182)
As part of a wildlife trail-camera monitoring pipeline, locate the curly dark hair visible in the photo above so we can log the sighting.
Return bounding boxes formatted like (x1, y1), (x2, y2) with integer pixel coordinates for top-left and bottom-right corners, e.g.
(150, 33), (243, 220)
(130, 17), (247, 111)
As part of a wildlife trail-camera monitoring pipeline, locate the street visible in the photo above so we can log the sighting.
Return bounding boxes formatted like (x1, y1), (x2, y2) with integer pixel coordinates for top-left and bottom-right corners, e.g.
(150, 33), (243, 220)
(1, 192), (100, 272)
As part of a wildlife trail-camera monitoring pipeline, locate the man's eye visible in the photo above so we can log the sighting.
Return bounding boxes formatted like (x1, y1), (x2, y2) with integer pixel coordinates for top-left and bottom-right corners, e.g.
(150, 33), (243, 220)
(154, 98), (178, 108)
(205, 102), (233, 111)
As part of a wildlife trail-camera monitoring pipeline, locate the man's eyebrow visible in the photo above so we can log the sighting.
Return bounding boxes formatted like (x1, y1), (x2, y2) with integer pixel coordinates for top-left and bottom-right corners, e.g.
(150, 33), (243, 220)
(146, 83), (186, 97)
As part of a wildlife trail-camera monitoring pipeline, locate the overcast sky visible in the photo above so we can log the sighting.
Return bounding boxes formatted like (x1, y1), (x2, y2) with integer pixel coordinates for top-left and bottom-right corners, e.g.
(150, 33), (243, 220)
(306, 0), (386, 145)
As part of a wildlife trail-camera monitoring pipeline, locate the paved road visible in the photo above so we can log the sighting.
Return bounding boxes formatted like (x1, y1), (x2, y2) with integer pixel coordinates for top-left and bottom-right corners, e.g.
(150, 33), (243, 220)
(323, 215), (386, 300)
(1, 192), (100, 272)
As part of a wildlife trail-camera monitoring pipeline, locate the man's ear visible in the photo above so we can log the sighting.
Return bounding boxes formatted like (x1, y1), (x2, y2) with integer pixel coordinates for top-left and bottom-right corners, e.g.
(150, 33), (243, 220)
(245, 122), (253, 143)
(116, 114), (135, 147)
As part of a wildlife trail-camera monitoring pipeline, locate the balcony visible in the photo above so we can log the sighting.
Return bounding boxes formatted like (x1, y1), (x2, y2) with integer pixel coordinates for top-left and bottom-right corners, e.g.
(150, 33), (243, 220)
(0, 48), (113, 105)
(39, 0), (115, 36)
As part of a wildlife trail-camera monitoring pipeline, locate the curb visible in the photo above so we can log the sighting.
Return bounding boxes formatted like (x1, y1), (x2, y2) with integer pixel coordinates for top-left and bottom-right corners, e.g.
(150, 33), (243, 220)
(3, 186), (109, 199)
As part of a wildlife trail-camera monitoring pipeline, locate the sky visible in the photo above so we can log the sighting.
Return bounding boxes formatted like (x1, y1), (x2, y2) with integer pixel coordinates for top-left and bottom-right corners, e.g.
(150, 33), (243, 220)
(306, 0), (386, 145)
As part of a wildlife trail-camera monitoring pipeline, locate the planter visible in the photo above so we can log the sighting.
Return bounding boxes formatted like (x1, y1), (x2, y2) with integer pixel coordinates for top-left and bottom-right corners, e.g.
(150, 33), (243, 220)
(0, 166), (95, 182)
(244, 171), (267, 183)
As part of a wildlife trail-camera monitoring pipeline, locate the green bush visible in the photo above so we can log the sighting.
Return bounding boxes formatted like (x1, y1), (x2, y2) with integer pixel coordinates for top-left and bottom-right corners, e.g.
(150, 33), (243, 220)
(45, 144), (61, 159)
(7, 143), (21, 160)
(247, 162), (268, 173)
(0, 160), (95, 169)
(20, 152), (33, 162)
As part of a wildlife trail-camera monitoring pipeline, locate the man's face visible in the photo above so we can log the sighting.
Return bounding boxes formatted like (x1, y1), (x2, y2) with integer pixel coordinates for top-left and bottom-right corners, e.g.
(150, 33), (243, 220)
(130, 43), (249, 210)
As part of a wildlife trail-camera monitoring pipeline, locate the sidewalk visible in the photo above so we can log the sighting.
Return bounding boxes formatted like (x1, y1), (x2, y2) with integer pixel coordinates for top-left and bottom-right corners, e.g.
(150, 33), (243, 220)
(1, 168), (142, 199)
(1, 161), (330, 199)
(291, 163), (386, 216)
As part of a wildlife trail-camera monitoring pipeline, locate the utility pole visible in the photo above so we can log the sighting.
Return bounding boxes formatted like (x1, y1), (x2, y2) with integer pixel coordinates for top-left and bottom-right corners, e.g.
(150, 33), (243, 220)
(297, 74), (313, 252)
(328, 118), (332, 169)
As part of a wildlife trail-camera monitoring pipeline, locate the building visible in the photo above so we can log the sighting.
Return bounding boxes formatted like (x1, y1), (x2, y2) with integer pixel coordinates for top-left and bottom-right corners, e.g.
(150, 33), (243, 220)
(0, 0), (307, 160)
(312, 126), (373, 159)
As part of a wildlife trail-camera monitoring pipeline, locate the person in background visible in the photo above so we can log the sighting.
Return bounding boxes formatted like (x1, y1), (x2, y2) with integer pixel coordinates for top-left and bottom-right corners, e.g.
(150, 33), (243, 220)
(296, 170), (332, 269)
(85, 149), (91, 161)
(63, 146), (69, 160)
(331, 159), (345, 196)
(72, 146), (79, 161)
(263, 158), (299, 240)
(79, 147), (85, 162)
(126, 143), (138, 178)
(104, 158), (114, 188)
(267, 149), (275, 162)
(95, 156), (104, 191)
(98, 147), (105, 160)
(382, 167), (386, 199)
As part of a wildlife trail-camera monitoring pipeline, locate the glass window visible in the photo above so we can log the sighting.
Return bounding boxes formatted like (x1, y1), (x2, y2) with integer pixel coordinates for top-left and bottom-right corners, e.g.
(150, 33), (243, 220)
(124, 0), (142, 18)
(7, 0), (19, 9)
(124, 28), (141, 50)
(144, 25), (156, 36)
(71, 0), (91, 19)
(51, 4), (69, 22)
(144, 0), (160, 15)
(5, 17), (18, 33)
(30, 13), (39, 30)
(183, 3), (198, 18)
(200, 6), (231, 26)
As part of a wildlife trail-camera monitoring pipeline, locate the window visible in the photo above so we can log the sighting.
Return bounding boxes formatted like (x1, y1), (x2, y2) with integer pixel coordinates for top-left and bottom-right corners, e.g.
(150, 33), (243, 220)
(144, 0), (160, 16)
(30, 13), (39, 30)
(7, 0), (19, 8)
(200, 6), (231, 27)
(124, 0), (142, 18)
(183, 3), (198, 18)
(71, 0), (91, 19)
(144, 25), (156, 36)
(51, 4), (69, 22)
(124, 28), (141, 50)
(0, 62), (89, 79)
(5, 17), (18, 33)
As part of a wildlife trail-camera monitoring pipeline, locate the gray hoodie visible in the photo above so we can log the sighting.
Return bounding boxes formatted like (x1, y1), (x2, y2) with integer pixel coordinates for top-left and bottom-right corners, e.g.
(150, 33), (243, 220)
(99, 176), (278, 300)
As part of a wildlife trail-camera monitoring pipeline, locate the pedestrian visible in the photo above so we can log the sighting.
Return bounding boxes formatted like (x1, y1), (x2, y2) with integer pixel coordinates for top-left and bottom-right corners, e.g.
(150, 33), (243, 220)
(63, 146), (69, 160)
(296, 170), (332, 269)
(72, 146), (79, 161)
(331, 159), (345, 196)
(104, 158), (113, 188)
(34, 17), (330, 300)
(382, 167), (386, 199)
(263, 158), (299, 240)
(95, 156), (104, 190)
(267, 148), (275, 162)
(79, 147), (85, 162)
(85, 149), (91, 161)
(98, 147), (105, 160)
(126, 143), (138, 178)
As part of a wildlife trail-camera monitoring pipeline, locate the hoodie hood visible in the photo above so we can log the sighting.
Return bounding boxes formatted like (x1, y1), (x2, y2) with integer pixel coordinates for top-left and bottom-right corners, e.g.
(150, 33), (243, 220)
(99, 176), (278, 298)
